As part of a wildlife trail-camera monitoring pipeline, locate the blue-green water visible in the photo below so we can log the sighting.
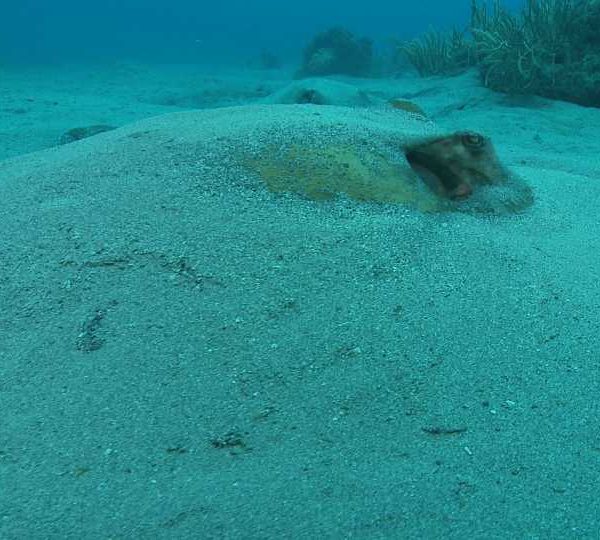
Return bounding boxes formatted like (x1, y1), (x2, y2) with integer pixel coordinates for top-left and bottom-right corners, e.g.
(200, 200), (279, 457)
(2, 1), (600, 539)
(1, 0), (523, 64)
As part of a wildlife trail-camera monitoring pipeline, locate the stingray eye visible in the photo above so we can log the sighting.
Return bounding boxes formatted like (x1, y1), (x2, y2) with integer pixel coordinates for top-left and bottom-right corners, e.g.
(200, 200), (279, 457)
(461, 132), (485, 149)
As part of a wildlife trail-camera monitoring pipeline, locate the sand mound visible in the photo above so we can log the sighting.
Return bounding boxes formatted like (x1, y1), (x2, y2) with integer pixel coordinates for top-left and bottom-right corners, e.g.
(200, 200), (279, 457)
(261, 78), (381, 107)
(1, 104), (599, 538)
(1, 104), (533, 219)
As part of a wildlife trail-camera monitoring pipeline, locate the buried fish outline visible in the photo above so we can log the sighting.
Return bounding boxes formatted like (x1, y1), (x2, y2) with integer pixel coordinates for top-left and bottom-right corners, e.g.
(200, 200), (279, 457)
(241, 104), (533, 215)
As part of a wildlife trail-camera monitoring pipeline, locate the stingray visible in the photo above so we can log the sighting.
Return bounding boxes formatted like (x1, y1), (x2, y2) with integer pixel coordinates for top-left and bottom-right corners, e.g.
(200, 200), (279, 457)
(235, 104), (533, 214)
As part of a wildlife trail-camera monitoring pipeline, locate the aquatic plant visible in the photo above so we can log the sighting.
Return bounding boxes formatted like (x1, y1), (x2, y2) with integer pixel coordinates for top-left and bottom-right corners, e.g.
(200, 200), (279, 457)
(398, 0), (600, 106)
(297, 27), (374, 78)
(470, 0), (600, 106)
(396, 28), (476, 76)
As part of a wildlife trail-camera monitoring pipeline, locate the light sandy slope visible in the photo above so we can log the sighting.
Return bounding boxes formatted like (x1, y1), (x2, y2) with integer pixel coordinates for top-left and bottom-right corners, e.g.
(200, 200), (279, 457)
(1, 95), (599, 538)
(0, 63), (288, 160)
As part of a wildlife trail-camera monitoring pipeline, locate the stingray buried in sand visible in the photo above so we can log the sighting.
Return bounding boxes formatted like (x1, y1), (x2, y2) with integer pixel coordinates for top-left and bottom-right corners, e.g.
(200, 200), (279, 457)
(239, 104), (533, 214)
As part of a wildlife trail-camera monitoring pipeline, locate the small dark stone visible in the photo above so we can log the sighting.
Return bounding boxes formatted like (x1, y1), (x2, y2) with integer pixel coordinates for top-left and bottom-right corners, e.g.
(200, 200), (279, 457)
(59, 125), (116, 145)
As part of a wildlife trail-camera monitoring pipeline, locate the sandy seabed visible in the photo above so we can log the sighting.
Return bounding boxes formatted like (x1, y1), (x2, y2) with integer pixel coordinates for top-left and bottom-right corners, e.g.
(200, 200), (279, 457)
(1, 63), (600, 539)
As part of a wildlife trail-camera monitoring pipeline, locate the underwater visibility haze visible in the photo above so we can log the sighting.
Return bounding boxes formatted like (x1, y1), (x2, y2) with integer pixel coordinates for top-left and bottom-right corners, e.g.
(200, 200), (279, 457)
(1, 0), (523, 63)
(1, 0), (600, 538)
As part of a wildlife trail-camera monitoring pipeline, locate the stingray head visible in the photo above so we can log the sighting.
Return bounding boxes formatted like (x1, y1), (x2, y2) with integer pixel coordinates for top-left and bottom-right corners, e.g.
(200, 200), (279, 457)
(405, 131), (507, 200)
